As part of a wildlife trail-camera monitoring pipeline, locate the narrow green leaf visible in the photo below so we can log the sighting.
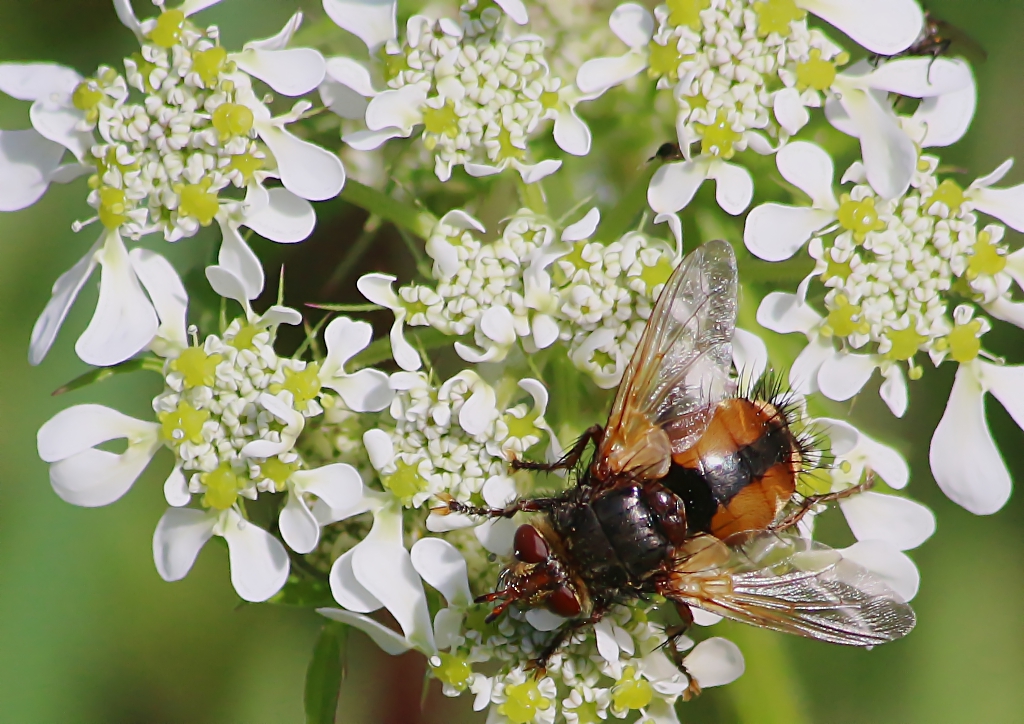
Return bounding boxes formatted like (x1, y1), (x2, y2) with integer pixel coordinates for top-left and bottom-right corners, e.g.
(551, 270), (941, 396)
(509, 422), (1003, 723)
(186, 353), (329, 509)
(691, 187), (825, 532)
(304, 623), (347, 724)
(340, 179), (438, 239)
(52, 356), (163, 396)
(305, 303), (383, 313)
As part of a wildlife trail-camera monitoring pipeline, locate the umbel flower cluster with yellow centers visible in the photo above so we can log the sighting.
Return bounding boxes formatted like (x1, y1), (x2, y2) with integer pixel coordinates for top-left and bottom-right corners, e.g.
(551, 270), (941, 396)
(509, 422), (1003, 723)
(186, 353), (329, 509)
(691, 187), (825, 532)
(322, 0), (594, 181)
(360, 207), (681, 389)
(0, 0), (343, 368)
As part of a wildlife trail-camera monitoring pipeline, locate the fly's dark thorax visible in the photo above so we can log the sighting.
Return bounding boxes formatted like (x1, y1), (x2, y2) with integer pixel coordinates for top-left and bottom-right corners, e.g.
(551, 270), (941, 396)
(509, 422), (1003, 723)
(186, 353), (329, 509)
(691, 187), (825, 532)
(548, 484), (673, 597)
(663, 397), (801, 539)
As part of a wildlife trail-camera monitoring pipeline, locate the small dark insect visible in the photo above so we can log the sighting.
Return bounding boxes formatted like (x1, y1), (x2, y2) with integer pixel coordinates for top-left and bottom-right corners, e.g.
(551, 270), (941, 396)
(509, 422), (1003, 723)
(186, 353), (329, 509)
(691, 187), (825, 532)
(439, 240), (915, 687)
(649, 141), (684, 162)
(874, 11), (987, 67)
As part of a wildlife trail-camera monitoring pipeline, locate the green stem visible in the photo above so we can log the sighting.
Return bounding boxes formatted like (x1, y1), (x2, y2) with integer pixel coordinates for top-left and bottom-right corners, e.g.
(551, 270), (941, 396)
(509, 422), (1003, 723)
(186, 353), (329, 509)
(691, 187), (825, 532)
(518, 176), (548, 215)
(340, 179), (438, 239)
(720, 623), (812, 724)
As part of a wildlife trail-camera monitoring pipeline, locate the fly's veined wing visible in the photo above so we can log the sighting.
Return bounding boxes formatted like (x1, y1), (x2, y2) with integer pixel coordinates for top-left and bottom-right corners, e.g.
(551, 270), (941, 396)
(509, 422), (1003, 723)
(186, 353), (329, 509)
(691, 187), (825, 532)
(598, 240), (738, 478)
(665, 532), (915, 647)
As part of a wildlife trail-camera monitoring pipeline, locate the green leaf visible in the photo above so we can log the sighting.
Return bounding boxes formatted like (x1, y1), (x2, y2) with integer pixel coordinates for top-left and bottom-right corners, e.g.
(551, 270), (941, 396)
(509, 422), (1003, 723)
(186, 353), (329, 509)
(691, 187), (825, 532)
(52, 356), (164, 396)
(340, 179), (438, 239)
(304, 623), (347, 724)
(305, 303), (383, 313)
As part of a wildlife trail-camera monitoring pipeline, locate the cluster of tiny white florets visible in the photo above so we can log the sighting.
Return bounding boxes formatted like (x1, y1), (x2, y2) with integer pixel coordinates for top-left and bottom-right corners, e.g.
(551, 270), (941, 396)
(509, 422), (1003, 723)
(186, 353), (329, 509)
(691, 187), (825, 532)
(806, 157), (1010, 376)
(401, 210), (677, 388)
(153, 318), (322, 511)
(647, 0), (849, 157)
(379, 4), (581, 178)
(432, 601), (701, 724)
(378, 369), (549, 507)
(74, 10), (275, 240)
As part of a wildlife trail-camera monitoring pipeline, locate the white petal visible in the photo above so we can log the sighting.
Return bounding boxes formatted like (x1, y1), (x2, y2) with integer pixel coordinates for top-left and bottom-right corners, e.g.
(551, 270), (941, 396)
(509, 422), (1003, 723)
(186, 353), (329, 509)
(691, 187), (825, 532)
(326, 369), (393, 412)
(164, 465), (190, 507)
(390, 317), (421, 371)
(495, 0), (528, 24)
(232, 48), (325, 96)
(648, 160), (707, 214)
(553, 106), (591, 156)
(914, 81), (976, 148)
(692, 609), (723, 626)
(860, 435), (910, 490)
(930, 365), (1011, 514)
(426, 511), (477, 532)
(975, 159), (1014, 189)
(773, 87), (810, 136)
(364, 85), (426, 133)
(324, 56), (378, 97)
(153, 508), (216, 582)
(180, 0), (222, 15)
(709, 161), (753, 215)
(776, 141), (838, 208)
(330, 547), (382, 612)
(215, 220), (264, 300)
(356, 272), (400, 308)
(410, 537), (473, 607)
(594, 619), (620, 662)
(243, 11), (303, 51)
(259, 305), (303, 328)
(433, 607), (464, 651)
(839, 541), (919, 602)
(482, 475), (517, 508)
(323, 0), (397, 52)
(257, 124), (345, 201)
(352, 506), (436, 653)
(865, 57), (972, 97)
(480, 306), (516, 346)
(518, 159), (562, 184)
(243, 187), (316, 243)
(756, 292), (822, 334)
(985, 297), (1024, 331)
(280, 490), (321, 554)
(0, 62), (80, 101)
(531, 314), (559, 349)
(322, 316), (371, 371)
(37, 403), (145, 462)
(362, 428), (395, 472)
(296, 464), (366, 515)
(29, 238), (101, 365)
(609, 3), (654, 48)
(799, 0), (923, 55)
(49, 443), (157, 507)
(683, 638), (745, 688)
(836, 85), (915, 199)
(317, 608), (413, 655)
(0, 128), (64, 211)
(971, 185), (1024, 232)
(880, 365), (908, 418)
(744, 204), (834, 262)
(130, 249), (188, 355)
(818, 351), (876, 401)
(29, 101), (92, 162)
(475, 517), (516, 556)
(320, 78), (369, 120)
(732, 328), (768, 385)
(525, 609), (566, 632)
(459, 381), (498, 436)
(463, 162), (502, 178)
(841, 492), (935, 550)
(561, 208), (600, 242)
(790, 337), (834, 394)
(980, 361), (1024, 432)
(206, 264), (252, 304)
(342, 127), (405, 150)
(653, 212), (683, 255)
(576, 53), (648, 96)
(219, 510), (290, 602)
(76, 232), (158, 367)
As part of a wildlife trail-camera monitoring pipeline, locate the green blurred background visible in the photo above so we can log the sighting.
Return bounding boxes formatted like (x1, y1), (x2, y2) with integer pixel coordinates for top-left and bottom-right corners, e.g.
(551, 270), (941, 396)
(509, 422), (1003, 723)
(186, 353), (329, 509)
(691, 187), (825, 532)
(2, 0), (1024, 722)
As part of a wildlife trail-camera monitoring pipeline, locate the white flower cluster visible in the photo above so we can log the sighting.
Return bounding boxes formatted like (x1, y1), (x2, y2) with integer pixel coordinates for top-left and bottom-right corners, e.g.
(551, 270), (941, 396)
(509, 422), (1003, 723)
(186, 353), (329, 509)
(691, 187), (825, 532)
(322, 0), (593, 181)
(0, 0), (343, 368)
(360, 208), (680, 389)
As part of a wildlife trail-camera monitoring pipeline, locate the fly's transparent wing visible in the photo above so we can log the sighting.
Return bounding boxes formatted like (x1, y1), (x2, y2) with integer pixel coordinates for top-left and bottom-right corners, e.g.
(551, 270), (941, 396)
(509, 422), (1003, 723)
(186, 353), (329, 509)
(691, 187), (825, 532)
(664, 532), (916, 647)
(597, 240), (738, 478)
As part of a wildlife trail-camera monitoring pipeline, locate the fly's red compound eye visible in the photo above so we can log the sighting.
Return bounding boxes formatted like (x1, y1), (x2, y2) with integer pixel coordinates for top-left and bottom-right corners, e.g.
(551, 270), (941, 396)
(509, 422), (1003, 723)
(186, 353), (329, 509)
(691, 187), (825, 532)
(547, 584), (581, 618)
(513, 524), (549, 564)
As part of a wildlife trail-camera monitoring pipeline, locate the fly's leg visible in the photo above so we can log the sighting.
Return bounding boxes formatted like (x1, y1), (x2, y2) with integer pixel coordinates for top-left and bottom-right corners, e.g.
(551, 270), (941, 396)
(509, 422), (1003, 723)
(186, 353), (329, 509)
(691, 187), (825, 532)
(432, 495), (558, 519)
(661, 601), (702, 700)
(771, 470), (877, 533)
(526, 609), (607, 678)
(510, 424), (603, 473)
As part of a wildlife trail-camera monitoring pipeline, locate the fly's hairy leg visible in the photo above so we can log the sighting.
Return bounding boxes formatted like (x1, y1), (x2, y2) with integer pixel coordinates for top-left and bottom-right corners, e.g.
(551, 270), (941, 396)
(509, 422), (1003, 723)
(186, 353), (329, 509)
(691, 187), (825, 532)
(432, 494), (559, 519)
(771, 469), (877, 532)
(662, 601), (702, 700)
(526, 608), (607, 678)
(510, 424), (603, 473)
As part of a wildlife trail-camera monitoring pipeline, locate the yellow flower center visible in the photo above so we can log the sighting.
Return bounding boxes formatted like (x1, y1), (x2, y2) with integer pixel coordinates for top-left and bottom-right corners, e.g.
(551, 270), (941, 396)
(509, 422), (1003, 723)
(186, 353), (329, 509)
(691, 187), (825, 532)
(229, 323), (261, 350)
(641, 256), (675, 290)
(212, 102), (254, 140)
(260, 457), (299, 486)
(540, 91), (561, 110)
(281, 362), (322, 408)
(98, 186), (128, 229)
(171, 347), (223, 388)
(228, 153), (264, 182)
(612, 667), (653, 711)
(382, 459), (428, 505)
(177, 179), (219, 226)
(824, 294), (867, 338)
(423, 101), (460, 137)
(754, 0), (806, 37)
(499, 680), (552, 724)
(72, 81), (104, 112)
(967, 230), (1007, 278)
(796, 48), (836, 90)
(648, 39), (683, 80)
(150, 9), (186, 48)
(193, 46), (228, 87)
(504, 411), (539, 440)
(496, 127), (524, 160)
(571, 701), (601, 724)
(159, 401), (210, 445)
(837, 194), (885, 240)
(201, 462), (243, 510)
(884, 323), (927, 361)
(925, 178), (965, 214)
(433, 653), (473, 691)
(666, 0), (710, 28)
(944, 319), (983, 363)
(380, 50), (410, 81)
(823, 253), (853, 282)
(700, 111), (741, 159)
